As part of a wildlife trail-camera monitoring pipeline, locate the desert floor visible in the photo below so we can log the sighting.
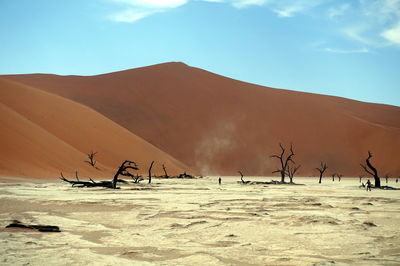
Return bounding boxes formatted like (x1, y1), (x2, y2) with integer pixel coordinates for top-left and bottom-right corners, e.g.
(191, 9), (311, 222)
(0, 176), (399, 265)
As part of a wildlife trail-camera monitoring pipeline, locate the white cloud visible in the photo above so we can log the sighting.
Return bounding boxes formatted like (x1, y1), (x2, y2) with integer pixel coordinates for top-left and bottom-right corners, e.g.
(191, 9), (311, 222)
(381, 22), (400, 44)
(328, 3), (350, 19)
(108, 9), (159, 23)
(231, 0), (268, 9)
(342, 25), (376, 46)
(323, 47), (370, 54)
(271, 0), (327, 18)
(360, 0), (400, 22)
(112, 0), (188, 8)
(105, 0), (400, 48)
(273, 5), (303, 18)
(108, 0), (188, 23)
(334, 0), (400, 47)
(201, 0), (224, 2)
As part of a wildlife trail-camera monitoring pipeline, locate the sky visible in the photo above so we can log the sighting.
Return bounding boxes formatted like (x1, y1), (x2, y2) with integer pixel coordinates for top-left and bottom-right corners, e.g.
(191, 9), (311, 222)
(0, 0), (399, 106)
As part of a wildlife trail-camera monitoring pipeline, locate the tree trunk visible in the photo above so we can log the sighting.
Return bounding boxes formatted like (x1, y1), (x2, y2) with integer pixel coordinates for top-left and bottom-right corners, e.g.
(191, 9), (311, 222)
(280, 170), (285, 183)
(162, 164), (169, 178)
(365, 152), (380, 188)
(112, 162), (124, 189)
(375, 177), (381, 188)
(148, 161), (155, 184)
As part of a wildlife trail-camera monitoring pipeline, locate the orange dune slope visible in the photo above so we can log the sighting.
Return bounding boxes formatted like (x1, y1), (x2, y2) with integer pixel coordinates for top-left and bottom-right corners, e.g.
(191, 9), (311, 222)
(3, 62), (400, 177)
(0, 78), (187, 179)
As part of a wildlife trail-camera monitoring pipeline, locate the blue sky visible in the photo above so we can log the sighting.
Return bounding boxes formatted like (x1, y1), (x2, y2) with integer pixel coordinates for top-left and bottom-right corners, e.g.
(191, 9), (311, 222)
(0, 0), (399, 106)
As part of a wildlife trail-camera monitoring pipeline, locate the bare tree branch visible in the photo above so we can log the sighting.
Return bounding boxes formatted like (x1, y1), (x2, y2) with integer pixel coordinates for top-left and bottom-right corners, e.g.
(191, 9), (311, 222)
(316, 162), (328, 184)
(360, 151), (381, 188)
(270, 143), (296, 183)
(287, 164), (301, 183)
(84, 151), (99, 169)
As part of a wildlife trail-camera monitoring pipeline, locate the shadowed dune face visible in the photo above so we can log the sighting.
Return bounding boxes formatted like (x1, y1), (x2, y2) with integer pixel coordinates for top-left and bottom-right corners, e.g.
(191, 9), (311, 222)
(0, 78), (187, 179)
(3, 62), (400, 177)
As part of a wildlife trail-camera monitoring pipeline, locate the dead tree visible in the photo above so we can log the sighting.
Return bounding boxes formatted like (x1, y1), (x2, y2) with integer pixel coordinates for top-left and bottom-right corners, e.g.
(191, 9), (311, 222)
(132, 174), (143, 183)
(271, 143), (295, 183)
(360, 151), (381, 188)
(61, 160), (139, 189)
(178, 172), (195, 178)
(238, 171), (250, 184)
(6, 220), (60, 232)
(148, 161), (155, 184)
(84, 151), (98, 168)
(162, 164), (169, 178)
(60, 172), (114, 188)
(337, 173), (342, 182)
(287, 165), (301, 183)
(60, 172), (90, 187)
(316, 162), (328, 184)
(112, 160), (139, 189)
(331, 173), (336, 182)
(238, 171), (245, 184)
(359, 176), (363, 183)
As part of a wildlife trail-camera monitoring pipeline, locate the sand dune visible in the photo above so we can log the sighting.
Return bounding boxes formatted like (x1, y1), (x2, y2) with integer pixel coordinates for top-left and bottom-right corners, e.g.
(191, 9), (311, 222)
(0, 78), (187, 179)
(3, 62), (400, 176)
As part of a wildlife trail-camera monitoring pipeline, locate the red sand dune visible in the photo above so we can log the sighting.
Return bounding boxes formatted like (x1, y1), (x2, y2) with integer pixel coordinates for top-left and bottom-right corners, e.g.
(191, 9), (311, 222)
(3, 62), (400, 177)
(0, 78), (187, 179)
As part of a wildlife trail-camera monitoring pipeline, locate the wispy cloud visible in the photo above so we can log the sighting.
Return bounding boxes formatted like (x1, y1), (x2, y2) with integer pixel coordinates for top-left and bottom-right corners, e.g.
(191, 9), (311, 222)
(271, 0), (326, 18)
(108, 0), (188, 23)
(112, 0), (188, 8)
(327, 3), (350, 19)
(323, 47), (370, 54)
(381, 22), (400, 44)
(273, 5), (304, 18)
(108, 9), (160, 23)
(342, 25), (379, 47)
(105, 0), (400, 48)
(231, 0), (269, 9)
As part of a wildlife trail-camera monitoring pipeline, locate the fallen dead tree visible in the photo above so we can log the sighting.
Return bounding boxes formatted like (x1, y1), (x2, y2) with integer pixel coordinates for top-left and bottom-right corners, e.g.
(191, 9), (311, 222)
(6, 220), (60, 232)
(60, 160), (139, 189)
(236, 170), (304, 186)
(177, 172), (196, 179)
(60, 172), (119, 188)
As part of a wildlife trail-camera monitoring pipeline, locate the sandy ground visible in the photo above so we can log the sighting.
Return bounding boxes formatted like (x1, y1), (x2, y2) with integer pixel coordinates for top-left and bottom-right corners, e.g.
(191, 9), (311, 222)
(0, 177), (399, 265)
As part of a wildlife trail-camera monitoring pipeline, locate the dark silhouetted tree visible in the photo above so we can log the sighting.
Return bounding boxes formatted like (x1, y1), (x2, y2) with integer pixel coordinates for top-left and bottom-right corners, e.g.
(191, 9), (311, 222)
(271, 143), (295, 183)
(316, 162), (328, 184)
(148, 161), (155, 184)
(162, 164), (169, 178)
(85, 151), (99, 169)
(287, 165), (301, 183)
(238, 171), (246, 184)
(360, 151), (381, 188)
(112, 160), (139, 188)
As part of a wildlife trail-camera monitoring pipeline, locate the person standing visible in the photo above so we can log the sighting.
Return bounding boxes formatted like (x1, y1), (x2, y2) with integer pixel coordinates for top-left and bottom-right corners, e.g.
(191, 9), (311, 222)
(366, 179), (372, 191)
